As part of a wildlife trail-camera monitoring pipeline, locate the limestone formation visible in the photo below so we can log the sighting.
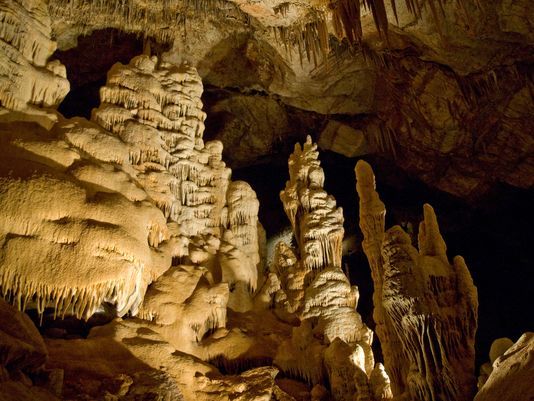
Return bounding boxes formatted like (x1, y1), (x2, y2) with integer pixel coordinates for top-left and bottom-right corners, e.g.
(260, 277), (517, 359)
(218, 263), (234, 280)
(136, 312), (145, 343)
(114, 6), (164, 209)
(474, 333), (534, 401)
(356, 160), (479, 401)
(355, 160), (406, 394)
(0, 298), (59, 400)
(0, 119), (171, 319)
(477, 337), (515, 389)
(91, 54), (263, 315)
(318, 120), (369, 158)
(0, 1), (531, 400)
(92, 55), (229, 240)
(274, 138), (384, 400)
(280, 136), (344, 271)
(0, 0), (69, 127)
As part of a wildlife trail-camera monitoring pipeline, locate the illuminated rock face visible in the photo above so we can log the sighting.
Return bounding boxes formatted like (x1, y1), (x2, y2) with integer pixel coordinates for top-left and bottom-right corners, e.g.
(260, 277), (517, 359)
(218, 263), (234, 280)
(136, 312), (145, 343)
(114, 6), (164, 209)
(475, 333), (534, 401)
(274, 137), (386, 400)
(0, 0), (69, 127)
(356, 160), (478, 401)
(0, 2), (531, 401)
(0, 27), (263, 323)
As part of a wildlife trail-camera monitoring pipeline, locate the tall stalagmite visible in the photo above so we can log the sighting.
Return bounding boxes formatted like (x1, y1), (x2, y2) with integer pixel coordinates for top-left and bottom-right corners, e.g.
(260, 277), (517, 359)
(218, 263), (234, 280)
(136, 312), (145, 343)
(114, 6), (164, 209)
(274, 138), (388, 400)
(355, 159), (407, 395)
(355, 160), (478, 401)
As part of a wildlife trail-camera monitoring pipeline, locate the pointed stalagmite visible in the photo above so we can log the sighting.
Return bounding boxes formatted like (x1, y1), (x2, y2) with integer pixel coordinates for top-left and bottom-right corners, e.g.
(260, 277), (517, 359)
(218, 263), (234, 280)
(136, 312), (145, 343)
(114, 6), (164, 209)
(275, 138), (382, 398)
(355, 160), (407, 394)
(356, 160), (478, 401)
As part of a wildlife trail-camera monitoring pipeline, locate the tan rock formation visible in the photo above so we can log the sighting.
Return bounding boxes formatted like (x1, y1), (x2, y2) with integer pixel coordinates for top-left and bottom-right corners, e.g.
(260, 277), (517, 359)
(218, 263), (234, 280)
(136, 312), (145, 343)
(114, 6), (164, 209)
(0, 298), (60, 401)
(474, 333), (534, 401)
(0, 118), (171, 319)
(318, 120), (369, 158)
(91, 55), (264, 316)
(0, 0), (69, 128)
(0, 2), (531, 400)
(92, 55), (229, 239)
(137, 265), (229, 355)
(381, 210), (478, 401)
(280, 136), (344, 271)
(355, 159), (406, 394)
(274, 138), (383, 400)
(477, 337), (515, 389)
(356, 160), (479, 401)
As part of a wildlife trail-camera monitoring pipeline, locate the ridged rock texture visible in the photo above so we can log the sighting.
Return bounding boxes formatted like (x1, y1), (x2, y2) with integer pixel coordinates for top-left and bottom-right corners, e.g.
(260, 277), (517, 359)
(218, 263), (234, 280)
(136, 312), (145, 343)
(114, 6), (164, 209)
(356, 160), (479, 401)
(474, 333), (534, 401)
(0, 0), (69, 127)
(36, 0), (533, 199)
(90, 53), (264, 315)
(0, 1), (532, 400)
(273, 137), (389, 400)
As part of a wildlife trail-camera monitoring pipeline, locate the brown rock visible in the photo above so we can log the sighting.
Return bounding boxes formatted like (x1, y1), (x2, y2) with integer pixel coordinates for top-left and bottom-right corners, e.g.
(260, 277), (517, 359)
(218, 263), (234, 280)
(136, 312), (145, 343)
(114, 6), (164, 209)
(475, 333), (534, 401)
(318, 121), (369, 158)
(0, 298), (48, 372)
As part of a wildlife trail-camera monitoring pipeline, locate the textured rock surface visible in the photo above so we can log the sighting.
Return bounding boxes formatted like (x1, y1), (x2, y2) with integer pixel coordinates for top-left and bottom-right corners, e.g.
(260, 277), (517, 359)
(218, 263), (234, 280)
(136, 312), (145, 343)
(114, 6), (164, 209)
(0, 1), (532, 400)
(0, 117), (171, 319)
(0, 0), (69, 127)
(0, 299), (59, 401)
(274, 138), (385, 399)
(42, 0), (533, 198)
(0, 298), (47, 372)
(474, 333), (534, 401)
(318, 120), (369, 158)
(356, 160), (478, 401)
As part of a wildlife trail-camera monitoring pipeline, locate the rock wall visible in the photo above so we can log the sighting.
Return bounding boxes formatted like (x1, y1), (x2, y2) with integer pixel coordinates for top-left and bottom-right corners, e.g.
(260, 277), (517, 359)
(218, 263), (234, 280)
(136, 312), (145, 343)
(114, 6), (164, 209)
(0, 0), (69, 127)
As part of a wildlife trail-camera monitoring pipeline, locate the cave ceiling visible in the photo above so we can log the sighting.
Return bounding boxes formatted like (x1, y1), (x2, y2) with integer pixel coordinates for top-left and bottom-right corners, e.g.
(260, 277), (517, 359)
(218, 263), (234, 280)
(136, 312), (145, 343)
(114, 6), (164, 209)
(47, 0), (534, 199)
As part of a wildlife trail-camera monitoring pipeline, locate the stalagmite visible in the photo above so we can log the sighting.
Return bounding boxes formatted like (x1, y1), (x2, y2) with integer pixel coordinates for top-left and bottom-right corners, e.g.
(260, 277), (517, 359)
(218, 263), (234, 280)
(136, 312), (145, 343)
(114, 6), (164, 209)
(355, 160), (407, 395)
(275, 137), (381, 397)
(356, 160), (478, 401)
(280, 136), (344, 273)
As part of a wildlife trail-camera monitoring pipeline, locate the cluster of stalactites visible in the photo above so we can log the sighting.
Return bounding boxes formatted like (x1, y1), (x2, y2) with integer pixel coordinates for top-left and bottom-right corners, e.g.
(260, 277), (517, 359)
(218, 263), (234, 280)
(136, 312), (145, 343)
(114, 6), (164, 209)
(0, 266), (141, 321)
(0, 0), (69, 120)
(48, 0), (248, 44)
(280, 136), (344, 272)
(92, 55), (231, 239)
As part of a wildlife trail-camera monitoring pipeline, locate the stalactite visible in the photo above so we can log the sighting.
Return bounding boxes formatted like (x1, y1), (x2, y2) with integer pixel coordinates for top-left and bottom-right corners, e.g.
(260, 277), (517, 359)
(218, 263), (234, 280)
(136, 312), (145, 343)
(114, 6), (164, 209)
(48, 0), (249, 44)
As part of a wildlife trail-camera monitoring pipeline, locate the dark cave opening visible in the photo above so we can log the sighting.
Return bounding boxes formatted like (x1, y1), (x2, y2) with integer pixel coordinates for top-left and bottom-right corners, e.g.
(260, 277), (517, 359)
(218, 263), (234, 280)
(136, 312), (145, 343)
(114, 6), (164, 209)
(53, 29), (171, 120)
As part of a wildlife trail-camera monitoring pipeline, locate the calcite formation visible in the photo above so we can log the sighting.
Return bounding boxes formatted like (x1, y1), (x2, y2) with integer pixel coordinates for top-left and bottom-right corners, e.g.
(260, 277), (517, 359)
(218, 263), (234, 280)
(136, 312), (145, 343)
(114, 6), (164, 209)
(355, 160), (406, 394)
(477, 337), (514, 389)
(0, 0), (69, 127)
(0, 1), (263, 327)
(280, 136), (344, 272)
(274, 138), (384, 400)
(474, 333), (534, 401)
(356, 160), (479, 401)
(0, 1), (531, 400)
(92, 54), (263, 314)
(92, 55), (229, 239)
